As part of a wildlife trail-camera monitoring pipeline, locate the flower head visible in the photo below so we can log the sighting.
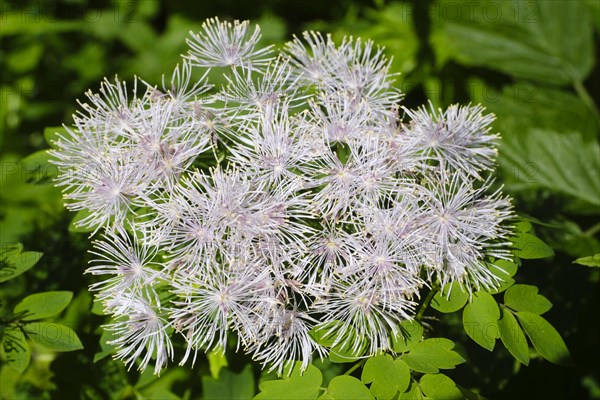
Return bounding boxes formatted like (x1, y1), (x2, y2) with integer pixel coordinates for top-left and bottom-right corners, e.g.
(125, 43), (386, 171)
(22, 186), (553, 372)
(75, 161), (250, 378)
(53, 17), (515, 376)
(404, 103), (499, 178)
(186, 17), (274, 68)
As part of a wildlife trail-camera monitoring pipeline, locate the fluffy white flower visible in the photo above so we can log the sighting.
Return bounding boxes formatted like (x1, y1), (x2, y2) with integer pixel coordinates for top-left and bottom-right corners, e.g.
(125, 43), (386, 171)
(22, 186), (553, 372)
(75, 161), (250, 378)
(53, 17), (515, 376)
(105, 298), (173, 375)
(87, 231), (163, 305)
(404, 103), (499, 178)
(186, 17), (274, 68)
(417, 172), (513, 291)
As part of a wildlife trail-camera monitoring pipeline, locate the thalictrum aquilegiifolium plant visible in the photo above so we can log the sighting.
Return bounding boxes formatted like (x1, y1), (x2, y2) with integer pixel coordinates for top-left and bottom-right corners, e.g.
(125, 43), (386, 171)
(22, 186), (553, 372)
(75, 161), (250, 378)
(45, 18), (569, 395)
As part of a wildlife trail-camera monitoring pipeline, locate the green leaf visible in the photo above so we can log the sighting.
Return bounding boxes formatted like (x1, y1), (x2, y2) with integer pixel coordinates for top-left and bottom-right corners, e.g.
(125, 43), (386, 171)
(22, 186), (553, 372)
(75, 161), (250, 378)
(43, 126), (69, 149)
(504, 285), (552, 315)
(138, 368), (187, 399)
(515, 220), (533, 233)
(402, 338), (465, 374)
(13, 291), (73, 321)
(1, 325), (30, 373)
(391, 320), (423, 353)
(93, 329), (116, 363)
(397, 381), (423, 400)
(463, 292), (500, 351)
(139, 388), (179, 400)
(440, 0), (594, 85)
(501, 130), (600, 207)
(1, 243), (23, 256)
(419, 374), (463, 400)
(207, 348), (228, 379)
(91, 298), (107, 316)
(24, 322), (83, 352)
(203, 365), (254, 400)
(488, 260), (519, 294)
(325, 376), (373, 400)
(574, 254), (600, 267)
(513, 232), (554, 259)
(431, 283), (469, 313)
(322, 2), (418, 78)
(311, 322), (367, 363)
(0, 250), (43, 283)
(329, 336), (368, 363)
(21, 150), (58, 183)
(456, 384), (487, 400)
(318, 394), (334, 400)
(311, 321), (346, 347)
(585, 0), (600, 30)
(68, 209), (96, 233)
(135, 367), (160, 390)
(516, 311), (572, 366)
(498, 307), (530, 366)
(493, 260), (518, 278)
(547, 220), (600, 258)
(362, 355), (410, 399)
(487, 85), (598, 143)
(254, 363), (322, 400)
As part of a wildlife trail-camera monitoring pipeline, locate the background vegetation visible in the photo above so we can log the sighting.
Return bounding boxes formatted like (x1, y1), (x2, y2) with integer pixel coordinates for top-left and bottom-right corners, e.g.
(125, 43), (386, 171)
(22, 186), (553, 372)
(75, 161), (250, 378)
(1, 0), (599, 399)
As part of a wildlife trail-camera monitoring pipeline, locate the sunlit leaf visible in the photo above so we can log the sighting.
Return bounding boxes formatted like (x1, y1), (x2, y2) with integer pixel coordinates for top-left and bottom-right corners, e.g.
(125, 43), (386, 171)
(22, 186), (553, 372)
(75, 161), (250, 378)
(361, 355), (410, 399)
(397, 381), (423, 400)
(203, 365), (254, 400)
(504, 285), (552, 315)
(498, 307), (530, 365)
(0, 250), (43, 283)
(501, 130), (600, 208)
(513, 232), (554, 259)
(574, 254), (600, 267)
(463, 292), (500, 351)
(1, 324), (30, 373)
(13, 291), (73, 321)
(431, 283), (469, 313)
(402, 338), (465, 374)
(24, 322), (83, 352)
(207, 347), (228, 380)
(391, 320), (423, 353)
(516, 311), (572, 366)
(420, 373), (463, 400)
(254, 363), (322, 400)
(324, 376), (373, 400)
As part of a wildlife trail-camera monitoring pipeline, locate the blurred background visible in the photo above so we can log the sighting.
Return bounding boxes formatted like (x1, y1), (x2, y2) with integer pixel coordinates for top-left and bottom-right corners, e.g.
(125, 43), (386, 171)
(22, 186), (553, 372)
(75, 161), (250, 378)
(1, 0), (599, 399)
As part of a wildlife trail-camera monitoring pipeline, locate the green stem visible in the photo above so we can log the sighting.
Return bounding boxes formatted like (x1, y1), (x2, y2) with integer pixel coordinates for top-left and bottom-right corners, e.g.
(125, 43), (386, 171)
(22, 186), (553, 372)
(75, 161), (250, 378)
(344, 359), (366, 376)
(416, 284), (439, 321)
(584, 221), (600, 237)
(574, 80), (600, 125)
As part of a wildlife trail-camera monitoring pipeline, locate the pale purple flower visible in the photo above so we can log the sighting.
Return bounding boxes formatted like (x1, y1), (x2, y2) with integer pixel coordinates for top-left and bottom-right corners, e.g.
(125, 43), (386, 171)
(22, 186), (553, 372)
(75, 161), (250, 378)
(87, 231), (162, 304)
(186, 17), (274, 68)
(404, 103), (499, 178)
(105, 298), (173, 375)
(417, 172), (513, 291)
(52, 17), (516, 376)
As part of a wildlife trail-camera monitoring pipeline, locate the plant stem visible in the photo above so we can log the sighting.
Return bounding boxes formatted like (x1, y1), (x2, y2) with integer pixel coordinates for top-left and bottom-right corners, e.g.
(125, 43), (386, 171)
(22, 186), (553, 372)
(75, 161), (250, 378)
(584, 221), (600, 237)
(344, 359), (366, 376)
(416, 284), (439, 321)
(574, 80), (600, 125)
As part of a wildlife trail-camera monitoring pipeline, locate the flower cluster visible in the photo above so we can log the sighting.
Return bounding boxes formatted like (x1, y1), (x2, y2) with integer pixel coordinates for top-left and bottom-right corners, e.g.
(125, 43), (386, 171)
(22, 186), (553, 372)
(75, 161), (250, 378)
(51, 17), (513, 375)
